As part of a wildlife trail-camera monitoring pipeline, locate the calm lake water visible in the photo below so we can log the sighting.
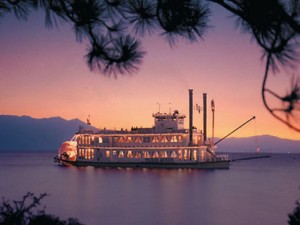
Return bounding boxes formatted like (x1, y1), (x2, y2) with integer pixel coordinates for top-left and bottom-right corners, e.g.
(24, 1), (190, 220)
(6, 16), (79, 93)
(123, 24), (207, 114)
(0, 152), (299, 225)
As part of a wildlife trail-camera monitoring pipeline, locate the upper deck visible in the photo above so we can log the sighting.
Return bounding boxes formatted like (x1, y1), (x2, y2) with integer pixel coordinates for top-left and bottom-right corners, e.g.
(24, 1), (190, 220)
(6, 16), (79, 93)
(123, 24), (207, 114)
(74, 110), (203, 147)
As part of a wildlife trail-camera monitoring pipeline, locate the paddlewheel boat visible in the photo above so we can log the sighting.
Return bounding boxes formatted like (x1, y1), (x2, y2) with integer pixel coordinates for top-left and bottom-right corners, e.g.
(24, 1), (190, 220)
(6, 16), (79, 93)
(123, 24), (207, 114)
(54, 90), (230, 169)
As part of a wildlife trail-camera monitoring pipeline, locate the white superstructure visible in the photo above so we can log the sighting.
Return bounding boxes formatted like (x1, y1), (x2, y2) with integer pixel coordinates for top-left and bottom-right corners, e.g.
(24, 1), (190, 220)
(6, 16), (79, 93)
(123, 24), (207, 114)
(55, 90), (230, 169)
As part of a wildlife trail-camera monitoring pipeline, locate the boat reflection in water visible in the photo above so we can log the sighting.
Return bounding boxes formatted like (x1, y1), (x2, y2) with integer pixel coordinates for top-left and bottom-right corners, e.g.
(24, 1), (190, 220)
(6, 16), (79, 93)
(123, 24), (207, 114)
(54, 90), (230, 169)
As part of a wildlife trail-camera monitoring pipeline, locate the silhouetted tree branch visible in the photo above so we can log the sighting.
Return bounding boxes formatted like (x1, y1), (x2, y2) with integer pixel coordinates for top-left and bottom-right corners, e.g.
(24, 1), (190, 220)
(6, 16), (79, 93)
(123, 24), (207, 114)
(0, 192), (81, 225)
(0, 0), (299, 131)
(288, 197), (300, 225)
(0, 192), (84, 225)
(210, 0), (300, 131)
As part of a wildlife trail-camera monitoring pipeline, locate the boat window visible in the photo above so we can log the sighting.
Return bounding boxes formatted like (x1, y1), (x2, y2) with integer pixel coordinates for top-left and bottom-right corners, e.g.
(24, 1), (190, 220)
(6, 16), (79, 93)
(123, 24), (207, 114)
(144, 151), (150, 158)
(171, 151), (177, 158)
(160, 151), (168, 158)
(184, 149), (189, 160)
(113, 150), (117, 156)
(127, 151), (133, 158)
(178, 150), (182, 160)
(193, 150), (197, 160)
(118, 151), (124, 158)
(126, 137), (132, 142)
(83, 136), (91, 145)
(118, 137), (124, 143)
(135, 151), (142, 158)
(79, 136), (83, 145)
(152, 136), (159, 143)
(134, 137), (142, 143)
(152, 151), (159, 158)
(106, 150), (110, 158)
(98, 137), (103, 143)
(170, 136), (178, 142)
(87, 149), (91, 159)
(201, 150), (205, 160)
(161, 136), (168, 143)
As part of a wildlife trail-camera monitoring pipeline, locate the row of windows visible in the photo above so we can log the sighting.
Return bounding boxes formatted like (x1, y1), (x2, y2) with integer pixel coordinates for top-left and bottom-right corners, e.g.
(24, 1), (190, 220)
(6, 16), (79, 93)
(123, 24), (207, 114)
(115, 135), (183, 143)
(78, 148), (205, 161)
(78, 148), (95, 160)
(77, 135), (184, 145)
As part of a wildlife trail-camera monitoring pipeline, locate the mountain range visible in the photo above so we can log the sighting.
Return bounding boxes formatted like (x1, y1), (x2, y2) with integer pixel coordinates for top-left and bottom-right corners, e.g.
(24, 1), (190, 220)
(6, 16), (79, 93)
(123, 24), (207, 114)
(0, 115), (299, 153)
(0, 115), (90, 151)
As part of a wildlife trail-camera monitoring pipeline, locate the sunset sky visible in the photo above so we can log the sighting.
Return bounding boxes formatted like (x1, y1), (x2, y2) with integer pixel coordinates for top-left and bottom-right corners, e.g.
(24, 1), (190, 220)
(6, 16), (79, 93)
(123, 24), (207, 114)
(0, 4), (299, 141)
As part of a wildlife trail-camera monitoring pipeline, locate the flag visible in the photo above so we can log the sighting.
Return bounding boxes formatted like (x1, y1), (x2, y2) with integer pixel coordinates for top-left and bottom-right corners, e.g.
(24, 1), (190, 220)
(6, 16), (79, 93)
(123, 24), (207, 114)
(195, 104), (201, 113)
(87, 115), (91, 125)
(211, 100), (215, 111)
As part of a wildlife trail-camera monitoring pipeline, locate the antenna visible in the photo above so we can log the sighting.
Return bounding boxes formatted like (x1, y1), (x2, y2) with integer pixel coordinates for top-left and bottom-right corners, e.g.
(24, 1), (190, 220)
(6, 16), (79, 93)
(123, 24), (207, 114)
(211, 99), (215, 145)
(157, 103), (161, 113)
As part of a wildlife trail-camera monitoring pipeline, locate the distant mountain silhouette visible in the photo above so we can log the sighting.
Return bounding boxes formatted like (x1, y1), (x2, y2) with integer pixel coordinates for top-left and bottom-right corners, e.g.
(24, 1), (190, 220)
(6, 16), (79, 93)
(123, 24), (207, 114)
(216, 135), (300, 153)
(0, 115), (97, 151)
(0, 115), (299, 152)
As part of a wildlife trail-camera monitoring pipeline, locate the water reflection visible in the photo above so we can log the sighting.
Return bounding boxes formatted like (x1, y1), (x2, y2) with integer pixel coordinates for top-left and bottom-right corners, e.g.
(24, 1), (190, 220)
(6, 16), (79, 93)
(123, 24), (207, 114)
(0, 153), (299, 225)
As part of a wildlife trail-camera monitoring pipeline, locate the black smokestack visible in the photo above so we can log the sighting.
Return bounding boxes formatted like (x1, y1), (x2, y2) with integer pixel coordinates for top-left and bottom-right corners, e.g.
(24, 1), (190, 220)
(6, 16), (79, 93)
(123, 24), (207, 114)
(189, 89), (193, 145)
(203, 93), (207, 144)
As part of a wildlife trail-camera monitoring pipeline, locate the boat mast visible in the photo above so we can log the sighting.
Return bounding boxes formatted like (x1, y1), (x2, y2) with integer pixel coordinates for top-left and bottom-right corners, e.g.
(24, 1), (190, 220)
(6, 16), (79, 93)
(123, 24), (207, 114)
(189, 89), (193, 146)
(211, 99), (215, 145)
(203, 93), (207, 144)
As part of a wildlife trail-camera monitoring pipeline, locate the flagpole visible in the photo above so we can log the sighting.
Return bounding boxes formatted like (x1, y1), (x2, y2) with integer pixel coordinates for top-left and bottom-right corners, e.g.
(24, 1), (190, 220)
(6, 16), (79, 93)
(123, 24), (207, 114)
(211, 100), (215, 146)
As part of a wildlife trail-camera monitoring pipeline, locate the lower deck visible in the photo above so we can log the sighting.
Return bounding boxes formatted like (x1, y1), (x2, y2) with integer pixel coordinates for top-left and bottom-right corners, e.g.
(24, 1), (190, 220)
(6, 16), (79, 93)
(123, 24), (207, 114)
(55, 157), (230, 169)
(56, 145), (230, 169)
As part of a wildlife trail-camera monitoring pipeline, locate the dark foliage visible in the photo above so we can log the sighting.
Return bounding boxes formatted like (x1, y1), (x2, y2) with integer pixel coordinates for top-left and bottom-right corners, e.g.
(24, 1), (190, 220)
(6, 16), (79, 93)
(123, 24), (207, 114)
(0, 192), (84, 225)
(288, 199), (300, 225)
(0, 0), (299, 130)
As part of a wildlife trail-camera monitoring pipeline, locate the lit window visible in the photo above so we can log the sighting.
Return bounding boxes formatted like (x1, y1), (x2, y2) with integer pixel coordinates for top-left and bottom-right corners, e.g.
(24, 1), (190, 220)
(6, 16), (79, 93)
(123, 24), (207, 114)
(193, 150), (197, 160)
(178, 136), (182, 142)
(171, 151), (177, 158)
(118, 151), (124, 158)
(87, 149), (91, 159)
(134, 137), (142, 143)
(118, 137), (124, 143)
(178, 150), (182, 160)
(161, 136), (168, 143)
(126, 137), (132, 142)
(160, 151), (168, 158)
(127, 151), (133, 158)
(152, 136), (159, 143)
(152, 151), (159, 158)
(98, 137), (103, 143)
(201, 150), (205, 160)
(184, 149), (189, 160)
(144, 151), (150, 158)
(106, 150), (110, 158)
(135, 151), (142, 158)
(170, 136), (178, 142)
